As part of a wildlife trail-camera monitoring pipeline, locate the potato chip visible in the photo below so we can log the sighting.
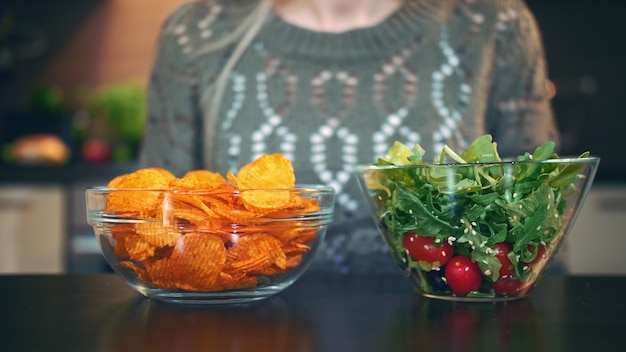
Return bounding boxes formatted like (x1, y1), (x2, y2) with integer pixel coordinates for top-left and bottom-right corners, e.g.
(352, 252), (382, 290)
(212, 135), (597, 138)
(226, 234), (287, 274)
(107, 174), (129, 189)
(262, 222), (319, 246)
(105, 168), (175, 217)
(285, 252), (305, 268)
(134, 222), (179, 247)
(106, 167), (175, 188)
(235, 154), (296, 189)
(203, 194), (261, 222)
(144, 259), (178, 289)
(294, 227), (319, 244)
(168, 196), (219, 225)
(167, 233), (227, 291)
(124, 234), (155, 262)
(215, 272), (258, 291)
(169, 170), (228, 190)
(240, 189), (292, 214)
(269, 227), (303, 245)
(282, 243), (312, 255)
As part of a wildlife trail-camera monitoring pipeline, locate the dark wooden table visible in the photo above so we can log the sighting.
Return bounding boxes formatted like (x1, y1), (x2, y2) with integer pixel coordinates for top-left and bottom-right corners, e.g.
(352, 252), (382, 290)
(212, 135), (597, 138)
(0, 273), (624, 352)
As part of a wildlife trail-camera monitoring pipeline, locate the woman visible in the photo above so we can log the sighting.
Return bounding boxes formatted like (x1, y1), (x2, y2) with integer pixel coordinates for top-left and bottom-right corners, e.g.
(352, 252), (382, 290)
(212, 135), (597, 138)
(139, 0), (560, 274)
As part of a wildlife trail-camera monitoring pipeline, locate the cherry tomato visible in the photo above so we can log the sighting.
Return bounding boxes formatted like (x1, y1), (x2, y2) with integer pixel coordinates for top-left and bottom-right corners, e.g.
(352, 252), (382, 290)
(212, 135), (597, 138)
(493, 242), (514, 277)
(492, 275), (532, 297)
(444, 256), (482, 296)
(403, 232), (453, 266)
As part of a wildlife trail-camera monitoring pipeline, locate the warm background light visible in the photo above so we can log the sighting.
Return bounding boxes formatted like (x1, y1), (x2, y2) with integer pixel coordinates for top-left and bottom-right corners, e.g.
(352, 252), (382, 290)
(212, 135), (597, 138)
(41, 0), (187, 105)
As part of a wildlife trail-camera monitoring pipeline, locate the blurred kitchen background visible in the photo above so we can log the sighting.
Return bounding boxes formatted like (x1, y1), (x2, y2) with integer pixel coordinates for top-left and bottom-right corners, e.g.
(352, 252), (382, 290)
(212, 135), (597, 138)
(0, 0), (624, 274)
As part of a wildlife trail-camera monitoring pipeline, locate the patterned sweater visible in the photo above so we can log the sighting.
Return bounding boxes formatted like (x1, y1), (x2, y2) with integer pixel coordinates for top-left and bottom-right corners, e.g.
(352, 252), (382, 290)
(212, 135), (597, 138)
(139, 0), (560, 273)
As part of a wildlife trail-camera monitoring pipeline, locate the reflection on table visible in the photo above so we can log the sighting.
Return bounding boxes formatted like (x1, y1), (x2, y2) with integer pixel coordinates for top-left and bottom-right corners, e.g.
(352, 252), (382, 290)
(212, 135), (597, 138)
(0, 273), (624, 352)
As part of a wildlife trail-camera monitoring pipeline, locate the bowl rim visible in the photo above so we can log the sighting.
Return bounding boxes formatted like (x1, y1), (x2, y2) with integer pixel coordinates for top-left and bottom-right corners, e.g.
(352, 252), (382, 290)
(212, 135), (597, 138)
(85, 184), (336, 194)
(356, 156), (600, 171)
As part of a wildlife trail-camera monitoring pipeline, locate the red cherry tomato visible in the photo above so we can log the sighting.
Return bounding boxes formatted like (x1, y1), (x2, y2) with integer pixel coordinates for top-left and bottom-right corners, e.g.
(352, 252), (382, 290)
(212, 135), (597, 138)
(444, 256), (483, 296)
(492, 275), (532, 297)
(403, 232), (453, 266)
(493, 242), (514, 277)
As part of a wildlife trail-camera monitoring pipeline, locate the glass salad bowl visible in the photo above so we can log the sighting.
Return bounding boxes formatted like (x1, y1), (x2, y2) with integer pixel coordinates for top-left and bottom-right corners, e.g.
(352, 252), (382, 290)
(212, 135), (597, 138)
(356, 136), (600, 301)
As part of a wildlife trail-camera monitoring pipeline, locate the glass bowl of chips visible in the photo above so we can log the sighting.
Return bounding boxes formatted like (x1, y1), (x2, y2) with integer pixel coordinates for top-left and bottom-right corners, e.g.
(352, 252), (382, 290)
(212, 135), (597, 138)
(86, 154), (335, 304)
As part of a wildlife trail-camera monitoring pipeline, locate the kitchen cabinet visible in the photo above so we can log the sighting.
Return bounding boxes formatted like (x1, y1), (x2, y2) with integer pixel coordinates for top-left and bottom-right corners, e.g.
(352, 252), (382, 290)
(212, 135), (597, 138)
(567, 184), (626, 275)
(0, 163), (135, 274)
(0, 185), (65, 273)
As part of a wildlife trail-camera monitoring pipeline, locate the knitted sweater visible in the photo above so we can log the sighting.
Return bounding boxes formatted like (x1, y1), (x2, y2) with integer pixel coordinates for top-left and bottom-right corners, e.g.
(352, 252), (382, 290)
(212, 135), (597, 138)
(139, 0), (560, 273)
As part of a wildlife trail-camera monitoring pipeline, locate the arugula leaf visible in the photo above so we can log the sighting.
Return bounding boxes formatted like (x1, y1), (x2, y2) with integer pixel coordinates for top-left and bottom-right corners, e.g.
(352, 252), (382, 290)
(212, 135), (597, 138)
(460, 134), (502, 163)
(385, 141), (415, 165)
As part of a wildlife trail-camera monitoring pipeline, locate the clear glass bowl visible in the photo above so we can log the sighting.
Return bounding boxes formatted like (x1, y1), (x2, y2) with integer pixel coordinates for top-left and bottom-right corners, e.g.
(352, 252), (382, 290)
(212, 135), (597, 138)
(86, 185), (335, 304)
(356, 157), (600, 301)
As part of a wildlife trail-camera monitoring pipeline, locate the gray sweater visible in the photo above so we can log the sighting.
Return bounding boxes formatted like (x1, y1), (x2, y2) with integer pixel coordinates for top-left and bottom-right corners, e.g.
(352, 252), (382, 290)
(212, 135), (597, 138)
(139, 0), (560, 273)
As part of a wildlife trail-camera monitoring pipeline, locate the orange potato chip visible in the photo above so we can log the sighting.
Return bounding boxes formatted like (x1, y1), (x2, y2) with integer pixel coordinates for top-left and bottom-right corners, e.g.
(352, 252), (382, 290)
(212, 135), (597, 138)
(167, 233), (227, 291)
(282, 243), (312, 255)
(168, 195), (220, 224)
(215, 272), (258, 291)
(169, 170), (228, 190)
(105, 168), (175, 217)
(269, 227), (312, 245)
(235, 154), (296, 189)
(240, 189), (292, 214)
(225, 171), (239, 187)
(226, 234), (287, 274)
(134, 222), (179, 248)
(124, 234), (155, 262)
(107, 174), (128, 189)
(263, 193), (322, 219)
(144, 259), (179, 289)
(106, 167), (175, 188)
(285, 252), (305, 268)
(203, 194), (261, 222)
(293, 227), (319, 244)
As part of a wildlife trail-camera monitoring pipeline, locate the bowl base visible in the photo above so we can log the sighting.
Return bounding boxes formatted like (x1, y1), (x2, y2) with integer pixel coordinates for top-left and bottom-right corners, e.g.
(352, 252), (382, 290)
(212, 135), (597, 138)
(133, 283), (288, 305)
(145, 294), (274, 305)
(421, 293), (525, 302)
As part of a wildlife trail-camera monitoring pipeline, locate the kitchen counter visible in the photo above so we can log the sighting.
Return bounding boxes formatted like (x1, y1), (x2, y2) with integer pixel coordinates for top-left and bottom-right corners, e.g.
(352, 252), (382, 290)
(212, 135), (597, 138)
(0, 273), (624, 352)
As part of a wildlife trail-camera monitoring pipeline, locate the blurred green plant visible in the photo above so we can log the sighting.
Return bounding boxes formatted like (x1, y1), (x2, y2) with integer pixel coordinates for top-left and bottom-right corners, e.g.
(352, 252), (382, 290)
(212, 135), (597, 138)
(29, 84), (65, 115)
(88, 81), (146, 145)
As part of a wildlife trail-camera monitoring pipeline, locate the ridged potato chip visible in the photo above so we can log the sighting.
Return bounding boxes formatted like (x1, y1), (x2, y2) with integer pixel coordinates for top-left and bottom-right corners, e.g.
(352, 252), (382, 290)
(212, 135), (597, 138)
(226, 234), (287, 275)
(135, 222), (179, 247)
(235, 154), (296, 188)
(142, 233), (227, 292)
(169, 170), (228, 190)
(105, 168), (175, 217)
(124, 234), (155, 262)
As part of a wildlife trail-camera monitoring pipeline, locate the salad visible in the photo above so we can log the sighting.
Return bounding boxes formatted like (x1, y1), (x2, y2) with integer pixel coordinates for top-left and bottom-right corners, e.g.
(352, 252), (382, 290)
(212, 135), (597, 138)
(365, 135), (591, 298)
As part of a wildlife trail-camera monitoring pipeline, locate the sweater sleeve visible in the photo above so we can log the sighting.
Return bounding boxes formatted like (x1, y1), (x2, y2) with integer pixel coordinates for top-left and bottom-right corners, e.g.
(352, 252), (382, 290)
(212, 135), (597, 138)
(485, 0), (560, 157)
(138, 4), (205, 176)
